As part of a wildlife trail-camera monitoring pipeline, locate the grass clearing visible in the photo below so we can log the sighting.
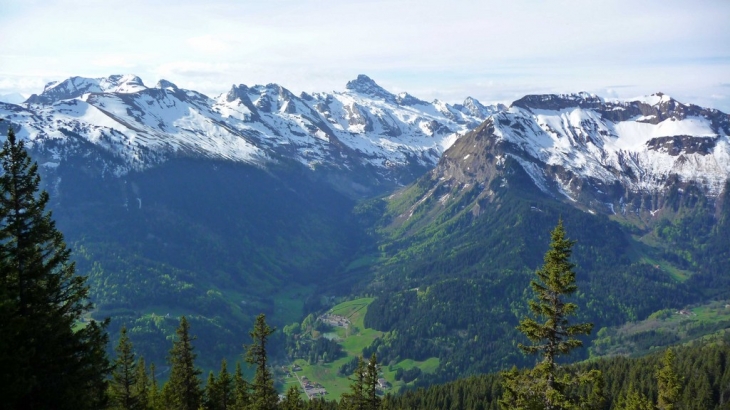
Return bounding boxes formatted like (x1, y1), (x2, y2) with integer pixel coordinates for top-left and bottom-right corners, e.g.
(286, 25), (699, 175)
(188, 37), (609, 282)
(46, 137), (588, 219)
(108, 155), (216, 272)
(288, 297), (439, 399)
(590, 300), (730, 358)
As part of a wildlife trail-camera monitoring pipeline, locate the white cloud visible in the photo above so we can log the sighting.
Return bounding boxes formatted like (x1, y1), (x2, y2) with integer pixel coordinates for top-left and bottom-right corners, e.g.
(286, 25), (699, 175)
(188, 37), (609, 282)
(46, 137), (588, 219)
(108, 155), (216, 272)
(0, 0), (728, 111)
(186, 35), (231, 54)
(92, 54), (140, 68)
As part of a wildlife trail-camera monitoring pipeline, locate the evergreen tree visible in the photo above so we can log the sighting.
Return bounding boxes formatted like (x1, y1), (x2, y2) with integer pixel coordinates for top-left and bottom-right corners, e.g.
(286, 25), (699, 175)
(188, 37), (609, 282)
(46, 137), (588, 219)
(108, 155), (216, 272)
(499, 220), (602, 410)
(163, 316), (203, 410)
(246, 313), (279, 410)
(0, 127), (111, 409)
(232, 361), (251, 410)
(281, 385), (305, 410)
(205, 361), (234, 410)
(615, 387), (654, 410)
(111, 326), (140, 410)
(206, 371), (219, 410)
(364, 354), (381, 410)
(149, 363), (163, 410)
(134, 356), (150, 410)
(341, 356), (367, 410)
(656, 348), (681, 410)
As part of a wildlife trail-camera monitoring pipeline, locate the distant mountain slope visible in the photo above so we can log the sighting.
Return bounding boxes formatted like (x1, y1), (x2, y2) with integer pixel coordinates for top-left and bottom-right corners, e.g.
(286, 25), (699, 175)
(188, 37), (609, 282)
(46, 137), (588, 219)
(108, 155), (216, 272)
(354, 94), (730, 385)
(2, 74), (503, 197)
(437, 93), (730, 218)
(2, 80), (729, 382)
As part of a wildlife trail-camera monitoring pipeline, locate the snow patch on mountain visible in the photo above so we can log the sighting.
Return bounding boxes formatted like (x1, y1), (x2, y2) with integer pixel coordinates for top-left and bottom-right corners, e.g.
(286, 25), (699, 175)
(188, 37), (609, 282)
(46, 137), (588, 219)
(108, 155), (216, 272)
(490, 93), (730, 196)
(2, 74), (499, 184)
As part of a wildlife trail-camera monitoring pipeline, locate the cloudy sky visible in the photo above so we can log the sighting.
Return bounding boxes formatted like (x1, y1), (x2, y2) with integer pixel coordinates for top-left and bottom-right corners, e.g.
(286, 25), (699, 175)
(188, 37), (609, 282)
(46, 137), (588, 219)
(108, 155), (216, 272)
(1, 0), (729, 110)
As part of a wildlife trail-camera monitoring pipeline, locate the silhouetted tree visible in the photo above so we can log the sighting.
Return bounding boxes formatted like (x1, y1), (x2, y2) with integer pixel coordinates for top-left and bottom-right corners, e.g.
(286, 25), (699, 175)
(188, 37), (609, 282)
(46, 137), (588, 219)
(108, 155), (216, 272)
(246, 313), (278, 410)
(0, 127), (111, 409)
(110, 326), (141, 409)
(163, 316), (202, 410)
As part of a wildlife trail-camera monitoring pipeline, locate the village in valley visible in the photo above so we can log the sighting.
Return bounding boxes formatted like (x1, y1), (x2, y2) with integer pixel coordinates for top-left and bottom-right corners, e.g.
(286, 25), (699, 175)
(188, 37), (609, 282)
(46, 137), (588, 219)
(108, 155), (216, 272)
(277, 298), (426, 401)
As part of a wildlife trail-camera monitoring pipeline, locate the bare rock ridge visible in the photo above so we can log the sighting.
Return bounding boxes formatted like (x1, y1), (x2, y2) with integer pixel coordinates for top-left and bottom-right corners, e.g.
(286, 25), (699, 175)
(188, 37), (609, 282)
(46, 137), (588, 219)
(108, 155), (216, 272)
(2, 76), (729, 205)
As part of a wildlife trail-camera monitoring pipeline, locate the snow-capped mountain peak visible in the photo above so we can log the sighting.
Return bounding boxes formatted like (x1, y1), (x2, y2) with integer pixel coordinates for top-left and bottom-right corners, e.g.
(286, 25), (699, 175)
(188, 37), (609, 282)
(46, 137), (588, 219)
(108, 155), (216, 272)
(26, 74), (147, 105)
(345, 74), (396, 102)
(2, 74), (503, 195)
(6, 74), (726, 202)
(155, 79), (179, 91)
(435, 92), (730, 218)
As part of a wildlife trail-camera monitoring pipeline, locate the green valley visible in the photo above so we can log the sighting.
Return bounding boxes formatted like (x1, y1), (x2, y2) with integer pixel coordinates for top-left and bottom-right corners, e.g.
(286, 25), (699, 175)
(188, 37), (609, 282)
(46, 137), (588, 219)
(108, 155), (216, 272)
(281, 298), (440, 399)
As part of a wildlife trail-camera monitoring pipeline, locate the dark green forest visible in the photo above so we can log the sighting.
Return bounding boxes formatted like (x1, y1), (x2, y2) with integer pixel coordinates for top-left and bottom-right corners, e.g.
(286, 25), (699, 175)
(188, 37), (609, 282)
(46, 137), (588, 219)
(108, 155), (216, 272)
(4, 122), (730, 409)
(355, 158), (730, 384)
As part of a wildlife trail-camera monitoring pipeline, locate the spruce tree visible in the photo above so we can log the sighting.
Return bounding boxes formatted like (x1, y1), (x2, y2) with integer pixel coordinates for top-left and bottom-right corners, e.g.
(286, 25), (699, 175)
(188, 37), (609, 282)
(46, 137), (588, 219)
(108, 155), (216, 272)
(206, 371), (219, 410)
(499, 220), (602, 410)
(111, 326), (140, 410)
(134, 356), (150, 410)
(245, 313), (279, 410)
(149, 363), (163, 410)
(0, 127), (111, 409)
(341, 356), (366, 410)
(163, 316), (203, 410)
(233, 361), (251, 410)
(656, 348), (681, 410)
(215, 359), (234, 410)
(615, 387), (654, 410)
(281, 385), (305, 410)
(364, 354), (381, 410)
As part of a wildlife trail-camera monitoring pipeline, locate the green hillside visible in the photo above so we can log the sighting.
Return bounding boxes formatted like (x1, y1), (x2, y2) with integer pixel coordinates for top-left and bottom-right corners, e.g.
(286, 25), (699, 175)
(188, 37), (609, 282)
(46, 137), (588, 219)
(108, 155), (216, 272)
(282, 298), (439, 399)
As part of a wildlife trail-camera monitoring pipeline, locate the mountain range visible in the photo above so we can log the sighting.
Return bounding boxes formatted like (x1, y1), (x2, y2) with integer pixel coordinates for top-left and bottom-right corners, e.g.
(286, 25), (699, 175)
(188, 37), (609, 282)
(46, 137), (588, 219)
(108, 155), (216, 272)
(3, 74), (727, 207)
(1, 74), (729, 382)
(2, 74), (503, 197)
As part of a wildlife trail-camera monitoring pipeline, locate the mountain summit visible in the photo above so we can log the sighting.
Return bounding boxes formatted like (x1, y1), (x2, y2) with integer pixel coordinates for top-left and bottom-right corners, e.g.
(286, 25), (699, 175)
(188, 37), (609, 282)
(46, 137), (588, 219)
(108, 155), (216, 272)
(418, 91), (730, 224)
(345, 74), (396, 101)
(1, 74), (499, 196)
(1, 76), (728, 202)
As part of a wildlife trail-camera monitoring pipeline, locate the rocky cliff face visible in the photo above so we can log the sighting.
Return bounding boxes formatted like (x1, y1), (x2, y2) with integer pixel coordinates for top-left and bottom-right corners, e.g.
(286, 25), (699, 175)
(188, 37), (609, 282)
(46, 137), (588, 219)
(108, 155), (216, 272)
(423, 92), (730, 221)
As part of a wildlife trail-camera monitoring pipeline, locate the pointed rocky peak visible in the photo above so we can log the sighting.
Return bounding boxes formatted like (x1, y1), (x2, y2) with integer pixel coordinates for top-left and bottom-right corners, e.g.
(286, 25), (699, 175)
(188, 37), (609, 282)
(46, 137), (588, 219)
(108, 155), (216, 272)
(457, 97), (508, 118)
(460, 97), (486, 116)
(155, 79), (179, 91)
(264, 83), (296, 100)
(224, 84), (251, 103)
(345, 75), (395, 101)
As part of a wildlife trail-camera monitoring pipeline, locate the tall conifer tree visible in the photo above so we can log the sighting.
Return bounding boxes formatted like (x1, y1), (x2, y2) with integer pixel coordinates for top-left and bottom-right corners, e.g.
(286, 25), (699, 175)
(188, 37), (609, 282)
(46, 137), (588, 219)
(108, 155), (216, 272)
(232, 361), (251, 409)
(0, 127), (110, 409)
(281, 385), (305, 410)
(500, 220), (602, 409)
(163, 316), (203, 410)
(218, 359), (234, 410)
(656, 348), (681, 410)
(149, 363), (163, 410)
(206, 371), (219, 410)
(111, 326), (140, 410)
(364, 354), (381, 410)
(245, 313), (279, 410)
(134, 356), (150, 410)
(341, 356), (367, 410)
